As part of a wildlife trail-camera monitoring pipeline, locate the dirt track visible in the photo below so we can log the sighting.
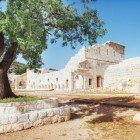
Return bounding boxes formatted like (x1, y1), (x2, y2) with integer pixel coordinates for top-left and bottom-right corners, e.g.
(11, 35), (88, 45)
(1, 93), (140, 140)
(0, 103), (140, 140)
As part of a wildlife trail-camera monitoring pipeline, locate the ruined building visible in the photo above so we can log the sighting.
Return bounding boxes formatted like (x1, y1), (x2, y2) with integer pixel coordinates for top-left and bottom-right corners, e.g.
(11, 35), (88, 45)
(15, 41), (125, 92)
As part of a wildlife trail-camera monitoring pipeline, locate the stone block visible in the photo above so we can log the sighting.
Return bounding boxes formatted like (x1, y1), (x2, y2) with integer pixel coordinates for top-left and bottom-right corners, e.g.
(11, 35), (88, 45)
(43, 117), (52, 124)
(3, 124), (12, 133)
(5, 107), (18, 114)
(29, 112), (38, 122)
(46, 109), (54, 117)
(23, 121), (33, 129)
(9, 115), (18, 124)
(12, 123), (23, 132)
(38, 110), (47, 119)
(133, 113), (140, 122)
(0, 116), (9, 125)
(33, 119), (43, 126)
(36, 103), (44, 110)
(65, 115), (71, 121)
(52, 115), (58, 123)
(59, 107), (67, 116)
(53, 108), (60, 115)
(18, 114), (29, 123)
(43, 103), (51, 109)
(0, 107), (5, 114)
(25, 104), (36, 112)
(0, 126), (4, 133)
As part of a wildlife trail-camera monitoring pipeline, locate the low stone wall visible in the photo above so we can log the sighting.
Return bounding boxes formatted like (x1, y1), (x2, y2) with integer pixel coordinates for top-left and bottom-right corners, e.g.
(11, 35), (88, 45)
(0, 99), (71, 134)
(0, 99), (58, 115)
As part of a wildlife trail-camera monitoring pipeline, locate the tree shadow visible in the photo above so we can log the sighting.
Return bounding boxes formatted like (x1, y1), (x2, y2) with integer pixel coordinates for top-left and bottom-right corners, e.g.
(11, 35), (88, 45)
(69, 96), (140, 108)
(60, 96), (140, 124)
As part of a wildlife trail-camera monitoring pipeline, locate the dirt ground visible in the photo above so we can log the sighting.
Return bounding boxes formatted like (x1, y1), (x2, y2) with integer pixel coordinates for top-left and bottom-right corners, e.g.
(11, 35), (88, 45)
(0, 103), (140, 140)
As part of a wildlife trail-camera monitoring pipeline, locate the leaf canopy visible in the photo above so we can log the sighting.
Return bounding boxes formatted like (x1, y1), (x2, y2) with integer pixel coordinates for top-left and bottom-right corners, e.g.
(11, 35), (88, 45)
(0, 0), (106, 68)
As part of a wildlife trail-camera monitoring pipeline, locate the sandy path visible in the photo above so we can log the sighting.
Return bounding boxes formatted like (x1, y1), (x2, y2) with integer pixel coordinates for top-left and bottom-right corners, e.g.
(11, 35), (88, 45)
(0, 104), (139, 140)
(0, 117), (89, 140)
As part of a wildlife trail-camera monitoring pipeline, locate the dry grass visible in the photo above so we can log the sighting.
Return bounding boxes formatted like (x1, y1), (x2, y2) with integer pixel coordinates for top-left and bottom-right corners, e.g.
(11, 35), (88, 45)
(85, 107), (140, 140)
(87, 117), (140, 140)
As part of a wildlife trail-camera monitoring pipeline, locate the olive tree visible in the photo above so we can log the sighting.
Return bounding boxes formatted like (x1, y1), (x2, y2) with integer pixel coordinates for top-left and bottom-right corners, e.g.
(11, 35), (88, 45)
(0, 0), (106, 98)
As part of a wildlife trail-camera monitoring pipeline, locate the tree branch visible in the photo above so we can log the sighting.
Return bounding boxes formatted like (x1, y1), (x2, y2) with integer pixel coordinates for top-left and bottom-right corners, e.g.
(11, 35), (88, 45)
(1, 42), (18, 72)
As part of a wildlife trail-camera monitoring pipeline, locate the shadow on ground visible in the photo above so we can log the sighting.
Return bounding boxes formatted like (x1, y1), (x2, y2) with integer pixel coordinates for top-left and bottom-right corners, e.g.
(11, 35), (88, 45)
(60, 96), (140, 124)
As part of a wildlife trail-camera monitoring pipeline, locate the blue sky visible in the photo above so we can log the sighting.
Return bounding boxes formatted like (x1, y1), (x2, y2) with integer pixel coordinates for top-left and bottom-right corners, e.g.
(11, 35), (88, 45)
(42, 0), (140, 69)
(1, 0), (140, 69)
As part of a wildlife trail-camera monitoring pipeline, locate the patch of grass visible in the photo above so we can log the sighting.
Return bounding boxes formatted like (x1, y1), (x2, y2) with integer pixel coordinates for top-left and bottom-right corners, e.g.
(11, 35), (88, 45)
(0, 96), (44, 103)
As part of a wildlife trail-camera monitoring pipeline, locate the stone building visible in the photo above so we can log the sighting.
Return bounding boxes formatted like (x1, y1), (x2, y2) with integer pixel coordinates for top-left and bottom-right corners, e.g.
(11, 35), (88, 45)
(19, 41), (125, 91)
(104, 57), (140, 93)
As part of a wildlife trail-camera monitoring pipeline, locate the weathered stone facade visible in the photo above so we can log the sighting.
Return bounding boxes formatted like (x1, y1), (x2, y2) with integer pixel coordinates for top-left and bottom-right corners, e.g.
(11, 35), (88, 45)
(104, 57), (140, 93)
(19, 41), (124, 91)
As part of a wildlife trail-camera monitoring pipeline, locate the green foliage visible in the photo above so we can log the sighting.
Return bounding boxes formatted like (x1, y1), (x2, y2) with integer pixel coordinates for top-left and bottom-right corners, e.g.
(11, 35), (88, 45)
(0, 0), (106, 69)
(8, 61), (28, 74)
(49, 68), (58, 71)
(0, 96), (44, 103)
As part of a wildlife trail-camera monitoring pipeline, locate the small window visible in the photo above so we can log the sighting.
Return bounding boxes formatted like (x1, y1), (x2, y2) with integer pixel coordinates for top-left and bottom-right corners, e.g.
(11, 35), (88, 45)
(89, 79), (92, 86)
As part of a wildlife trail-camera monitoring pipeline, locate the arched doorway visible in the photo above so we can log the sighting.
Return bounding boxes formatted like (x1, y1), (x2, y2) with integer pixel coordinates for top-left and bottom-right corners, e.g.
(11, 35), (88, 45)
(74, 75), (83, 90)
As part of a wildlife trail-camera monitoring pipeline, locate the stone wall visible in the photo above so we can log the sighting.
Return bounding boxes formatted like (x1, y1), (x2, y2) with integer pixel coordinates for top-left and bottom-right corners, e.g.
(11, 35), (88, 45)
(0, 99), (71, 134)
(104, 57), (140, 93)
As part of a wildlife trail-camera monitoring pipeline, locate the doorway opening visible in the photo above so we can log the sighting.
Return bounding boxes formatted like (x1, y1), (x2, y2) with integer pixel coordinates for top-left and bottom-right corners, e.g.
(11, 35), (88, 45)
(97, 76), (103, 88)
(89, 78), (92, 88)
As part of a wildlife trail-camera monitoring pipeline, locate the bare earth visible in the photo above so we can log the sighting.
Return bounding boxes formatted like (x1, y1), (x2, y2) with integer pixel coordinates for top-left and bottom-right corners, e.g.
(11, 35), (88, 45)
(0, 93), (140, 140)
(0, 103), (140, 140)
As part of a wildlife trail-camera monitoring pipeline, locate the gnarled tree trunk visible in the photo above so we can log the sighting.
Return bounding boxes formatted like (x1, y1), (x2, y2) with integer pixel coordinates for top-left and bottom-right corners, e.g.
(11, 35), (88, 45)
(0, 69), (16, 98)
(0, 32), (18, 98)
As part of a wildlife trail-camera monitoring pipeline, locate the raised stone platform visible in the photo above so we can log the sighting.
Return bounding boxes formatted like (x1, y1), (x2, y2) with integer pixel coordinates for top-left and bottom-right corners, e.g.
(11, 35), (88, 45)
(0, 98), (71, 134)
(0, 98), (58, 115)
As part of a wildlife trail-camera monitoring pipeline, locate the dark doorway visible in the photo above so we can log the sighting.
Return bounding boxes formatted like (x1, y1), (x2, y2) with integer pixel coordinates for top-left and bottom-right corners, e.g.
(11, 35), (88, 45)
(97, 76), (103, 88)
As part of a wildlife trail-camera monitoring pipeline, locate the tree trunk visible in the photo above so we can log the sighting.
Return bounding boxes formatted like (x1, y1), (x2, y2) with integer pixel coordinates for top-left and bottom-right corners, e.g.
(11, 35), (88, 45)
(0, 69), (16, 98)
(0, 32), (18, 98)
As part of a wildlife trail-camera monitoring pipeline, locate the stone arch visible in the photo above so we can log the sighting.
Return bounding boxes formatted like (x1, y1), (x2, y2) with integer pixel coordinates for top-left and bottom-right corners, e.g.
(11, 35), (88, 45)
(74, 75), (83, 90)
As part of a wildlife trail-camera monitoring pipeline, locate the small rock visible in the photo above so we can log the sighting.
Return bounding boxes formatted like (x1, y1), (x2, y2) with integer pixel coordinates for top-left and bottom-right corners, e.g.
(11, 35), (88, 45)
(133, 113), (140, 122)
